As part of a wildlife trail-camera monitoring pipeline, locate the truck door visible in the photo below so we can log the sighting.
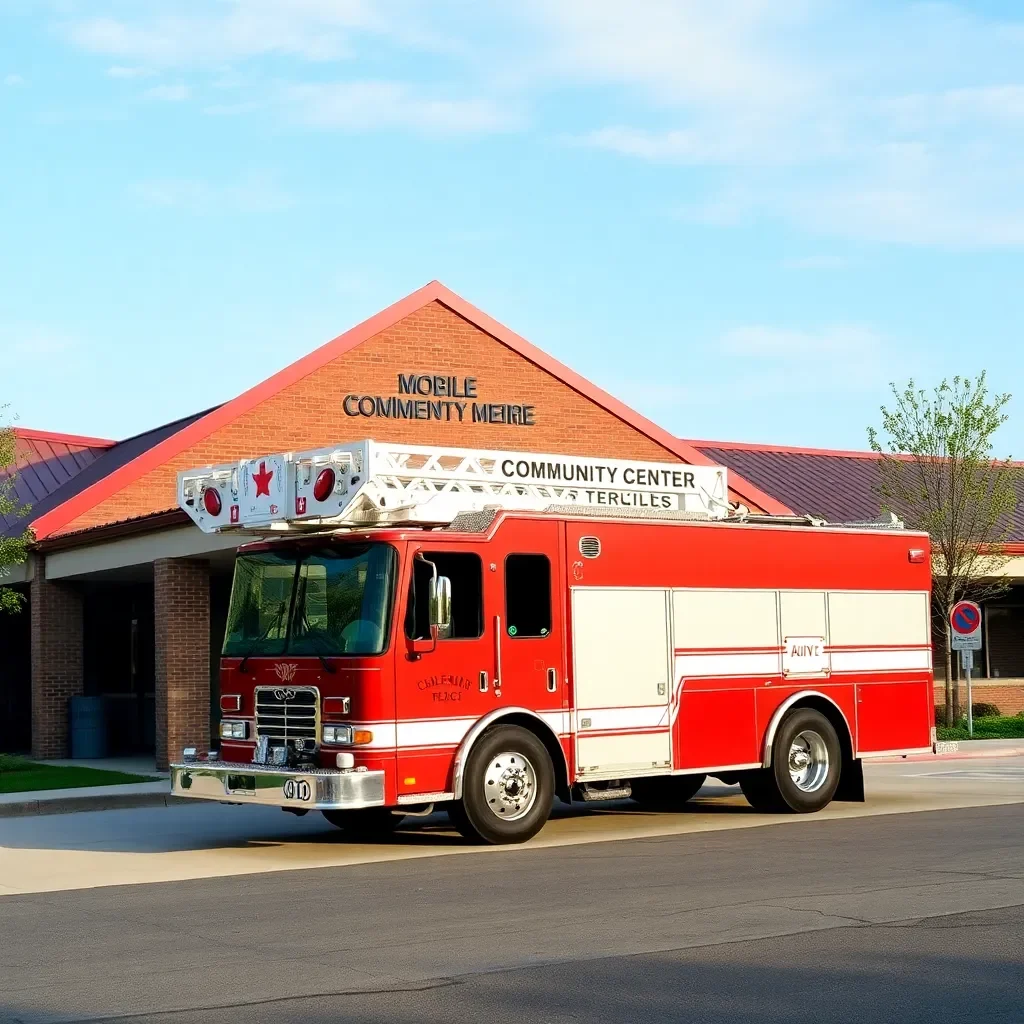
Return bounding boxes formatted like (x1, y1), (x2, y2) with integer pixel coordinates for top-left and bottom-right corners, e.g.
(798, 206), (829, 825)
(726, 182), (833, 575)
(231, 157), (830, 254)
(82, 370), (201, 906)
(571, 587), (673, 780)
(396, 545), (495, 799)
(487, 519), (567, 740)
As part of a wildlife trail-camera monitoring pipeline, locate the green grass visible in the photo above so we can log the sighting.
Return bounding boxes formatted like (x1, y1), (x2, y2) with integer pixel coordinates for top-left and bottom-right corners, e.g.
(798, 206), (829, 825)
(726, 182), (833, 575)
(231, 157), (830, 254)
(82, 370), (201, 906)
(0, 754), (160, 795)
(935, 715), (1024, 742)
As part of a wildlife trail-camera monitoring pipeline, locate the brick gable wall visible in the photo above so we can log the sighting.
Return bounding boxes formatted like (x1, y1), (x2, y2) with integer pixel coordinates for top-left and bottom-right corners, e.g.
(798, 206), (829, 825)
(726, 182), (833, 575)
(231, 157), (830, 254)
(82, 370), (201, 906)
(57, 302), (746, 534)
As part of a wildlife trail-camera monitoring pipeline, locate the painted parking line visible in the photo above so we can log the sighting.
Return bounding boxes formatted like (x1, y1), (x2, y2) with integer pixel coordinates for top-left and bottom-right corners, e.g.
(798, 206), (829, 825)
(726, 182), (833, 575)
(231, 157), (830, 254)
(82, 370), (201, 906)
(905, 767), (1024, 780)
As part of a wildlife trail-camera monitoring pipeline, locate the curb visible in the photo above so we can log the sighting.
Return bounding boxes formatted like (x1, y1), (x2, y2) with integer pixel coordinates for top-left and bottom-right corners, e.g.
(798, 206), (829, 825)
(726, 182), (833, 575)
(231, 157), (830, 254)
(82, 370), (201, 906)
(875, 743), (1024, 764)
(0, 791), (184, 819)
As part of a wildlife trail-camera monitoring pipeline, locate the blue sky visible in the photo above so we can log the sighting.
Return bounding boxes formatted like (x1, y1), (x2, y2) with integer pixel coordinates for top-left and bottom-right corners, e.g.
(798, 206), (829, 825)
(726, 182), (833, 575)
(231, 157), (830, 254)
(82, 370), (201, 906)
(2, 1), (1023, 454)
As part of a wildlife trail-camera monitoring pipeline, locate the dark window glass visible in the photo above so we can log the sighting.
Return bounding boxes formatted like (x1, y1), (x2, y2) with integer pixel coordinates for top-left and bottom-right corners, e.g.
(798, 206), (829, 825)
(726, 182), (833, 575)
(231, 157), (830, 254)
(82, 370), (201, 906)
(405, 552), (483, 640)
(222, 544), (396, 657)
(505, 554), (552, 638)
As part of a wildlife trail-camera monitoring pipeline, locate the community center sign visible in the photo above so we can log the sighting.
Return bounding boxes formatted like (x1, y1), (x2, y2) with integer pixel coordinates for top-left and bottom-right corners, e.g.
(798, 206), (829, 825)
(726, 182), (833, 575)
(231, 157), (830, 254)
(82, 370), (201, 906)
(343, 373), (536, 427)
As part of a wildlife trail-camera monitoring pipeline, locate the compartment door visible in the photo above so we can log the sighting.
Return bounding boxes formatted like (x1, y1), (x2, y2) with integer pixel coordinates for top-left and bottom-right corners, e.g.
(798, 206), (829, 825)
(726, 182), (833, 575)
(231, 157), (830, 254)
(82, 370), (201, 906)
(572, 588), (672, 779)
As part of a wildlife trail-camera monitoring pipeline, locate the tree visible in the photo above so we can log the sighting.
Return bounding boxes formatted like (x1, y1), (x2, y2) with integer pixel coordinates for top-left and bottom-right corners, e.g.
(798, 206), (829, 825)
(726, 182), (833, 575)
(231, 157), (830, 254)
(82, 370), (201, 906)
(868, 373), (1016, 726)
(0, 408), (31, 612)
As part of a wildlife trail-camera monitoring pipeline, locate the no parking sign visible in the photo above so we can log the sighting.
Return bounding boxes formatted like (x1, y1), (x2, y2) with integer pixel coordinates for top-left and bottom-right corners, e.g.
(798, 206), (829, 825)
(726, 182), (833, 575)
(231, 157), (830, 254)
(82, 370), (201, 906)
(949, 600), (982, 651)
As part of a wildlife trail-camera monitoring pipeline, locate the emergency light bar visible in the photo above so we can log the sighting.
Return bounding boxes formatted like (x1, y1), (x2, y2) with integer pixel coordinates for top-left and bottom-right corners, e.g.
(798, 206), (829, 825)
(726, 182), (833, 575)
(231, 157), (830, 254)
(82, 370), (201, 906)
(177, 440), (730, 534)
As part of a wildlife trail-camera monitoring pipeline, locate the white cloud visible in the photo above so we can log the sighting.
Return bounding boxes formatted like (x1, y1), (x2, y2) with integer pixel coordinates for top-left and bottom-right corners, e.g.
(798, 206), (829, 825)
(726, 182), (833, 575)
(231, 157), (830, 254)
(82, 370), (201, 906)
(144, 83), (190, 101)
(282, 80), (516, 134)
(63, 1), (434, 67)
(4, 73), (25, 86)
(106, 65), (151, 79)
(564, 2), (1024, 247)
(719, 323), (895, 397)
(526, 0), (811, 110)
(133, 174), (295, 213)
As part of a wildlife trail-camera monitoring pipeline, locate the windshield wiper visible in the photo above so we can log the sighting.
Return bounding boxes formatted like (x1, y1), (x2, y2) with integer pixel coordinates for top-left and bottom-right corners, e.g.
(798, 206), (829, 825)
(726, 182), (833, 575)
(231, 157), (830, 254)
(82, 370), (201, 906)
(297, 609), (337, 673)
(238, 601), (286, 674)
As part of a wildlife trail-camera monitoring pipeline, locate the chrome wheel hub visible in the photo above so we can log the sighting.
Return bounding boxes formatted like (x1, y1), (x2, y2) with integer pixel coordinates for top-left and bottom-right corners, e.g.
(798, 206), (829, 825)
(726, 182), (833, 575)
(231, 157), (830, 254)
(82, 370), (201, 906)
(484, 751), (538, 821)
(788, 730), (829, 793)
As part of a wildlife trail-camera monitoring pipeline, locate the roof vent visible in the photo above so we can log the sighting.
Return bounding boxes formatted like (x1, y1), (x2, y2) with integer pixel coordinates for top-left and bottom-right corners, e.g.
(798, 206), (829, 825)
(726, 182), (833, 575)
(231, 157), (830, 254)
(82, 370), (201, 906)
(579, 536), (601, 559)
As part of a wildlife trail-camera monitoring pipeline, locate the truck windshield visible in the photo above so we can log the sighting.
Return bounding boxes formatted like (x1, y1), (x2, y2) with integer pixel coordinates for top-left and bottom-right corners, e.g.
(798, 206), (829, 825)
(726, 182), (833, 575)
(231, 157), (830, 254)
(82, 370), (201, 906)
(222, 543), (396, 657)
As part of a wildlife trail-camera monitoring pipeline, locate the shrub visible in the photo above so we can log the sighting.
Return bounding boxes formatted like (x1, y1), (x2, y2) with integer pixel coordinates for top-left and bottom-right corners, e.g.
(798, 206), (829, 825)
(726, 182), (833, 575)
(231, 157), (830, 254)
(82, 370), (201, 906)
(971, 702), (1001, 718)
(0, 753), (33, 772)
(934, 702), (1001, 726)
(936, 715), (1024, 741)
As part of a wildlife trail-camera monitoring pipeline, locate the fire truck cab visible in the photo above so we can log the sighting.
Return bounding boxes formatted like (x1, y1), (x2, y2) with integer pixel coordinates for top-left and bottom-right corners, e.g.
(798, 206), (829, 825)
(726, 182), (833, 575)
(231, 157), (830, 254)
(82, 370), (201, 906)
(170, 441), (934, 845)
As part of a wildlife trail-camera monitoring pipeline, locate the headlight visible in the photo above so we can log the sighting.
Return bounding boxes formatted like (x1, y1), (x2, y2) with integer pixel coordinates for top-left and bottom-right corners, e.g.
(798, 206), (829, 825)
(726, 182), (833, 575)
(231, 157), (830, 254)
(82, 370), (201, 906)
(219, 720), (248, 740)
(323, 724), (354, 745)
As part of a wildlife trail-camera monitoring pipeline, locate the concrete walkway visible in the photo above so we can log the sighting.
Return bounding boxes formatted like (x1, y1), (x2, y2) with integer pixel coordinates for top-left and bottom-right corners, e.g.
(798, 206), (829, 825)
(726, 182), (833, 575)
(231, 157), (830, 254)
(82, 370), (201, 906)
(2, 740), (1022, 818)
(0, 756), (170, 818)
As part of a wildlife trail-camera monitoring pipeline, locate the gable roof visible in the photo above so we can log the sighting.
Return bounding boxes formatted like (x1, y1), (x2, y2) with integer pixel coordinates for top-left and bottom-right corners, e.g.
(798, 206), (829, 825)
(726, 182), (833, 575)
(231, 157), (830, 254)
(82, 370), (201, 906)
(29, 281), (790, 540)
(4, 412), (215, 539)
(2, 429), (114, 536)
(688, 438), (1024, 541)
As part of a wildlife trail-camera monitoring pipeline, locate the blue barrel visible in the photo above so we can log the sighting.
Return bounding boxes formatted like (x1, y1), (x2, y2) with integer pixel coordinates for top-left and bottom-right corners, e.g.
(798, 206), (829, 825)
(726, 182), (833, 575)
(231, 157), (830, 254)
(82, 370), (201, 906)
(70, 696), (108, 759)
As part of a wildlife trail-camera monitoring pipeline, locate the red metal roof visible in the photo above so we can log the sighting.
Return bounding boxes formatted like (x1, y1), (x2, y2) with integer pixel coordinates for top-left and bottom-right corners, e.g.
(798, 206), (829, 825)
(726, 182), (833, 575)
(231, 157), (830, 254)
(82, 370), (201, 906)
(26, 281), (791, 541)
(2, 412), (216, 539)
(689, 439), (1024, 542)
(1, 429), (114, 535)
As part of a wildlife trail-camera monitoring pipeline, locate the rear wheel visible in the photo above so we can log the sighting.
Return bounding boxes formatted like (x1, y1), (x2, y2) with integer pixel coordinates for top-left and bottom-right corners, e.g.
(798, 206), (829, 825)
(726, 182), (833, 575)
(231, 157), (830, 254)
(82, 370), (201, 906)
(740, 708), (841, 813)
(631, 774), (706, 810)
(450, 725), (554, 845)
(322, 807), (405, 838)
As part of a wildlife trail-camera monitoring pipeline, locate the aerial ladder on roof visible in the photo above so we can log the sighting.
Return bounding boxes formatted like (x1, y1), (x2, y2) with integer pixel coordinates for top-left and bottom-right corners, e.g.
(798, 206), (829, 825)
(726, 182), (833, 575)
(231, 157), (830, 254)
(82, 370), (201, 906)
(177, 439), (732, 534)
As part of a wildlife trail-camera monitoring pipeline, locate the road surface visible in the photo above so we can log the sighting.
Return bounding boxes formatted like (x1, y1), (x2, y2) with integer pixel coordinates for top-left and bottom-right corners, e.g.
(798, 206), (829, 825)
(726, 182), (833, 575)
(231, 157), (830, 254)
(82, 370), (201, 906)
(1, 759), (1021, 1023)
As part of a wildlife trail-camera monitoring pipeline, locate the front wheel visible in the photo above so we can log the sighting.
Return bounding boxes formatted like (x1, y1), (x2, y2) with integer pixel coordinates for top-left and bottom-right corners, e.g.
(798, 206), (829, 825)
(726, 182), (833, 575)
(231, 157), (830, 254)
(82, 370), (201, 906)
(740, 708), (841, 813)
(322, 807), (405, 838)
(449, 725), (554, 845)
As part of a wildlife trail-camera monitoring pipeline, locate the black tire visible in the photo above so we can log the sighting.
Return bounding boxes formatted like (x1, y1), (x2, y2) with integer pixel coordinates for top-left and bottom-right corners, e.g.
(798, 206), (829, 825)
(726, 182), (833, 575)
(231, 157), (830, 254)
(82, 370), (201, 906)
(451, 725), (554, 845)
(741, 708), (841, 813)
(322, 807), (405, 837)
(631, 774), (706, 810)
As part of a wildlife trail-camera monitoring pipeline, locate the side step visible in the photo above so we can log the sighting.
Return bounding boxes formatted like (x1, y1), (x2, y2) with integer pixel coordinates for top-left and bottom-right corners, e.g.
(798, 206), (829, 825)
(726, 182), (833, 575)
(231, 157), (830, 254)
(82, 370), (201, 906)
(576, 781), (633, 802)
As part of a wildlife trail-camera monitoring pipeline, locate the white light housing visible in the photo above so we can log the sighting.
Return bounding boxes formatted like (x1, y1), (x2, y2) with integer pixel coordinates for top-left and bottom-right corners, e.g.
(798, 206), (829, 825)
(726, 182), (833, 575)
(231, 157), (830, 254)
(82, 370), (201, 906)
(323, 724), (354, 745)
(335, 752), (355, 769)
(219, 720), (249, 740)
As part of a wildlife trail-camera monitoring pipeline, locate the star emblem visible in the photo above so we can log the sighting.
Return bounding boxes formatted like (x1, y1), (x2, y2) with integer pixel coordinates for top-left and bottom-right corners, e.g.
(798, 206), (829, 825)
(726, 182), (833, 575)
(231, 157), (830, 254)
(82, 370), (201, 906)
(252, 461), (273, 498)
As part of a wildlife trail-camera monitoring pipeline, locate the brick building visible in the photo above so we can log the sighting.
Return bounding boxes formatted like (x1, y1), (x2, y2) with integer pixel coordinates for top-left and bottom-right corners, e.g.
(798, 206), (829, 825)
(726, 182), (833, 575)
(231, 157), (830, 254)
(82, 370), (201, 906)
(4, 283), (1021, 767)
(0, 282), (785, 766)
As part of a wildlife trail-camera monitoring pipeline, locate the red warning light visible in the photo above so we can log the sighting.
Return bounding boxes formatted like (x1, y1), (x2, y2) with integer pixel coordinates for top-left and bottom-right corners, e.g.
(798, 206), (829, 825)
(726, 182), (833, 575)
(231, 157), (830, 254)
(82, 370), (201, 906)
(313, 468), (336, 502)
(202, 488), (222, 516)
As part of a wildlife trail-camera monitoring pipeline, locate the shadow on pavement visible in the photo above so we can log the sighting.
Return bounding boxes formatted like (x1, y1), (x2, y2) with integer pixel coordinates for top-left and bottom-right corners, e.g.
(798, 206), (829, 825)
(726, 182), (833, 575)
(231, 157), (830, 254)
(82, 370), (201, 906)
(0, 785), (755, 854)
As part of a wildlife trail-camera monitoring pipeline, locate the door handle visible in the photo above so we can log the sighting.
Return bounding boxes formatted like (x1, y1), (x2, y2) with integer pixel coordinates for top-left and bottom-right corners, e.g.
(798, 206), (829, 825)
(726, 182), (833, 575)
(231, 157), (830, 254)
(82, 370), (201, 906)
(547, 668), (558, 693)
(494, 615), (503, 690)
(479, 671), (489, 693)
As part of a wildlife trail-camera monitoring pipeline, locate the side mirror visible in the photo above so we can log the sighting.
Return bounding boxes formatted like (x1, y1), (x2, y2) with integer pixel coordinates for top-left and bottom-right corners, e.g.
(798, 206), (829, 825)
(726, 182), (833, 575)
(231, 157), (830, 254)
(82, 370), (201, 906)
(430, 575), (452, 640)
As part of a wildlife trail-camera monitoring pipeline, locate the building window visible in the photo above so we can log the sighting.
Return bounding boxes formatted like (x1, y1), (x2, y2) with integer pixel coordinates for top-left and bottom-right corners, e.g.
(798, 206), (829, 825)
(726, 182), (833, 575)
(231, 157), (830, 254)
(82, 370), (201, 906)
(505, 554), (552, 638)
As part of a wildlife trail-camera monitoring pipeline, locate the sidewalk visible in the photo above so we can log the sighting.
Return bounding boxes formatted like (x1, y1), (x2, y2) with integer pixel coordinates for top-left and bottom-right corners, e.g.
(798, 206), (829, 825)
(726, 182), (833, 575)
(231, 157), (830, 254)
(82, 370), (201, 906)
(881, 738), (1024, 763)
(0, 756), (173, 819)
(3, 740), (1022, 818)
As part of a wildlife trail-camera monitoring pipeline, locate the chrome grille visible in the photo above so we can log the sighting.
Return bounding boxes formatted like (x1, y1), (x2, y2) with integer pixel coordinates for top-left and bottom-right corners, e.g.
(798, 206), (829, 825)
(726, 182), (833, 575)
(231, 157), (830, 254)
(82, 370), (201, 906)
(254, 686), (319, 751)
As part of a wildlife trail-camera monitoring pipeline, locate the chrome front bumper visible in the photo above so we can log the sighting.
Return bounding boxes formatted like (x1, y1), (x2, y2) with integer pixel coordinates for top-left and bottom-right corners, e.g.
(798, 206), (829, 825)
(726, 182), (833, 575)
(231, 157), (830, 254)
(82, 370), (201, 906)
(170, 761), (386, 810)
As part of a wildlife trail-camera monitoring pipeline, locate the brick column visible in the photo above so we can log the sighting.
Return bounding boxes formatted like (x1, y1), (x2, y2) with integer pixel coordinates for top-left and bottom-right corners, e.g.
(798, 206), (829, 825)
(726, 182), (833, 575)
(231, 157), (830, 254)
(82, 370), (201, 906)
(30, 567), (84, 758)
(155, 559), (210, 771)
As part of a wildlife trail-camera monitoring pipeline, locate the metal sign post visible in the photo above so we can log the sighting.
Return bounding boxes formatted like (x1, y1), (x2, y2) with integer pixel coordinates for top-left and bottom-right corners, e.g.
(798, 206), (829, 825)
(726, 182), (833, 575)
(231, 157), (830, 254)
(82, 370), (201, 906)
(950, 600), (983, 738)
(960, 648), (974, 737)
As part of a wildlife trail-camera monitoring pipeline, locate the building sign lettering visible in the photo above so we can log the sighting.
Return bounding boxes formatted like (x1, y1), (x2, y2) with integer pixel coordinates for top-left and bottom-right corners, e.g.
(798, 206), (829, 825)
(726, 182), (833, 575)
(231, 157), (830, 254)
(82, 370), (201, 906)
(343, 373), (536, 426)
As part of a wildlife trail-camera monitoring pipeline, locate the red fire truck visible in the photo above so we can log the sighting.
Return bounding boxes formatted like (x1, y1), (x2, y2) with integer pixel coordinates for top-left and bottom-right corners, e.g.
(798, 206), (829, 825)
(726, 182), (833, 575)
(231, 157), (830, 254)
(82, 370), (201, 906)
(171, 440), (934, 844)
